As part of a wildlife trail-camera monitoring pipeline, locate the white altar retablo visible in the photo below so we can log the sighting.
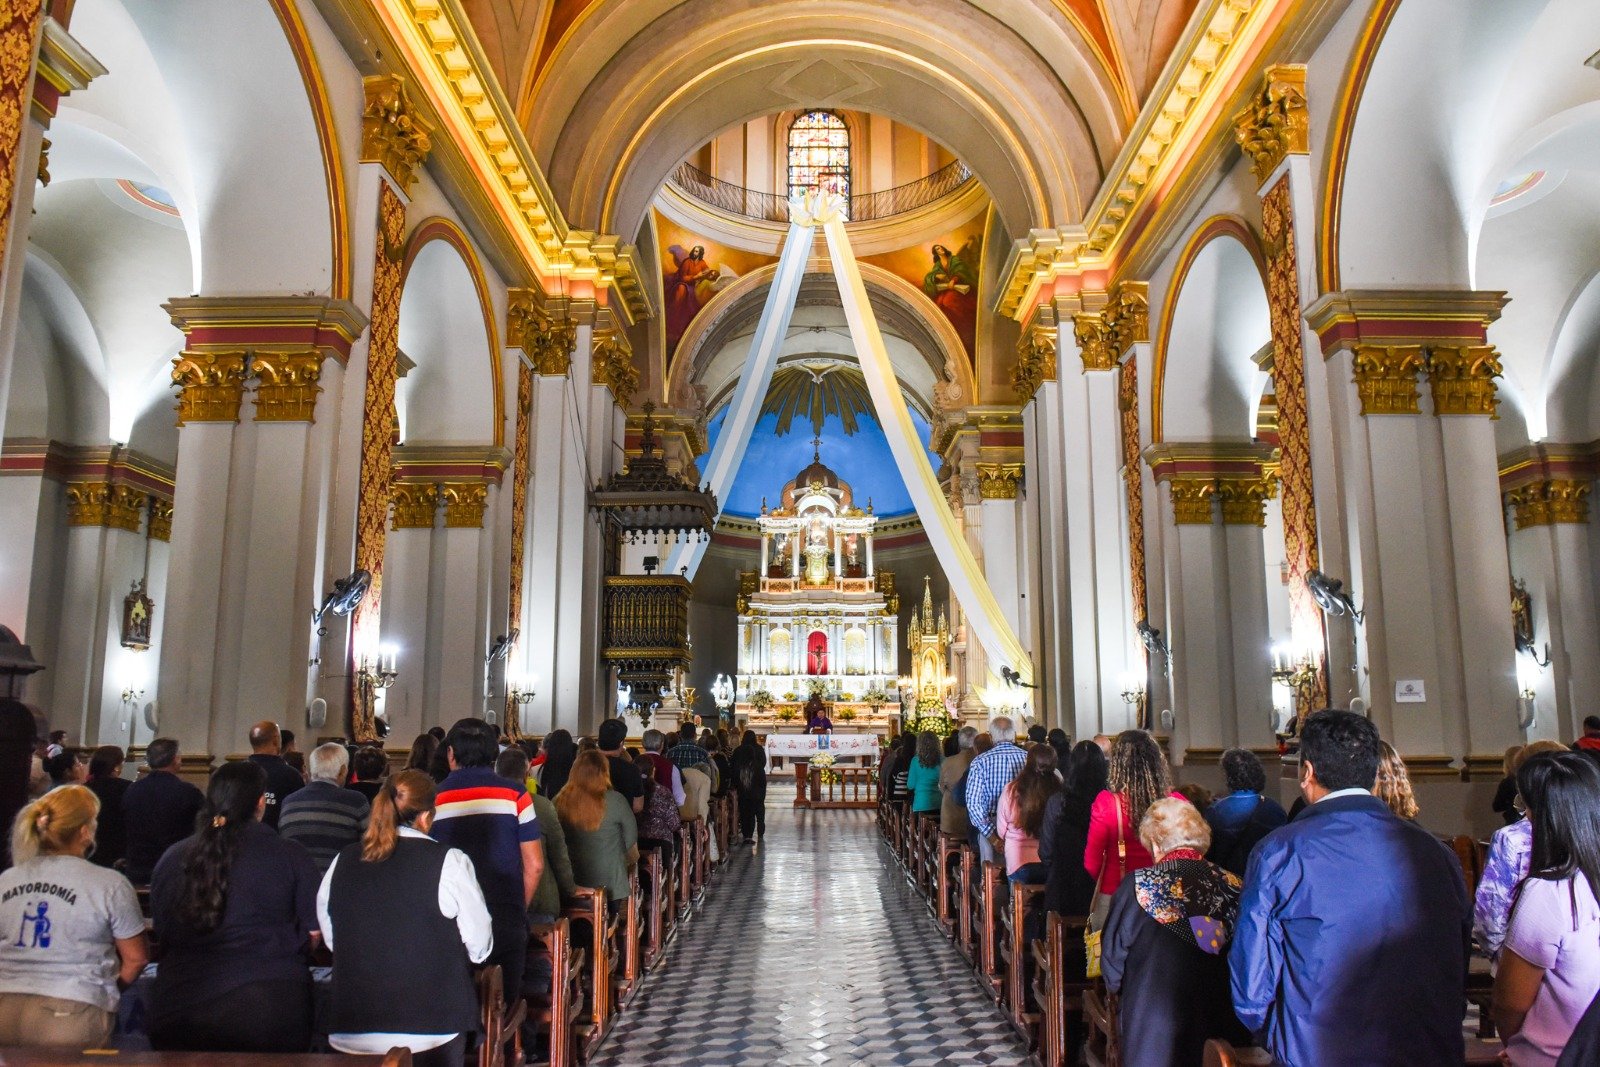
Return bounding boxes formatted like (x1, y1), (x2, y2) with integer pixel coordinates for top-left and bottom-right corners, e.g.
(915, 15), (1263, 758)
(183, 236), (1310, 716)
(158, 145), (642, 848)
(765, 732), (881, 771)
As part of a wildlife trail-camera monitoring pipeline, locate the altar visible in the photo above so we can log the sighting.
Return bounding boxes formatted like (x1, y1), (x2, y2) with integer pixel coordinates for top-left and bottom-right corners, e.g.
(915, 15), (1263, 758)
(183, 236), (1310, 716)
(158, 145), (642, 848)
(764, 732), (881, 770)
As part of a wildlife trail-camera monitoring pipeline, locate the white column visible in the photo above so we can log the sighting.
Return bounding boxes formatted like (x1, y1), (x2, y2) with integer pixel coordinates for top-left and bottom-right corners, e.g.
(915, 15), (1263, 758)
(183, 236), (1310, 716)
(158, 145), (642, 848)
(523, 372), (567, 734)
(1158, 484), (1232, 762)
(865, 533), (875, 577)
(760, 532), (769, 575)
(380, 510), (433, 737)
(1223, 521), (1274, 749)
(1509, 514), (1600, 741)
(433, 515), (490, 723)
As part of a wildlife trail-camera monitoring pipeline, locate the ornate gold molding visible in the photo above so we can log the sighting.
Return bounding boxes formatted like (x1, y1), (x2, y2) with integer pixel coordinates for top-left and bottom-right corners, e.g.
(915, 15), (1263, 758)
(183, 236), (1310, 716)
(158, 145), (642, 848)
(591, 325), (638, 403)
(65, 484), (145, 532)
(976, 463), (1024, 500)
(1350, 345), (1424, 416)
(1508, 480), (1591, 529)
(440, 482), (489, 528)
(147, 498), (173, 542)
(390, 484), (439, 530)
(1233, 65), (1310, 185)
(507, 289), (576, 377)
(1073, 310), (1117, 372)
(1106, 282), (1150, 357)
(172, 352), (249, 425)
(361, 75), (432, 193)
(1012, 319), (1057, 402)
(1168, 478), (1216, 525)
(1217, 474), (1275, 526)
(1427, 344), (1501, 417)
(251, 351), (325, 422)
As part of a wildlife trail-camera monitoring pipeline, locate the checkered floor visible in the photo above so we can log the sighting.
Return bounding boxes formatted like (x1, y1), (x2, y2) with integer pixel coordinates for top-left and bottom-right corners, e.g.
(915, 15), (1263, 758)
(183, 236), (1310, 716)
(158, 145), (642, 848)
(589, 805), (1029, 1066)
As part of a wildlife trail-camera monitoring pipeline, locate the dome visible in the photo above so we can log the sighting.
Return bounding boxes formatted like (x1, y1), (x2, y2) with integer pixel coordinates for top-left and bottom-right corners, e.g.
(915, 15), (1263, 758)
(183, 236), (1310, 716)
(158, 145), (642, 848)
(792, 456), (840, 490)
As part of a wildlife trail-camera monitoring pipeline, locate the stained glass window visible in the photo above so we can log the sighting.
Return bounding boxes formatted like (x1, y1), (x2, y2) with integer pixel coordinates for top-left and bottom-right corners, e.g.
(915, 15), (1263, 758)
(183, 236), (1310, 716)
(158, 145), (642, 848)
(787, 111), (851, 220)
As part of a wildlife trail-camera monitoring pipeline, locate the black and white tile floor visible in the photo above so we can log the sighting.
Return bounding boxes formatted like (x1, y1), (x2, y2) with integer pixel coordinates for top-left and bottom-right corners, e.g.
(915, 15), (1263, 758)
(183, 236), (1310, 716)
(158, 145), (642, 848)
(590, 805), (1029, 1066)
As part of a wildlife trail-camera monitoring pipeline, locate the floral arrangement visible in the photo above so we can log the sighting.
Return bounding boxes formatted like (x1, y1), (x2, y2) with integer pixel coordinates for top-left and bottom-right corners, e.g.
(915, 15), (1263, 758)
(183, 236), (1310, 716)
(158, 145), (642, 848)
(837, 707), (858, 723)
(806, 679), (828, 698)
(809, 750), (839, 786)
(905, 700), (957, 738)
(776, 706), (799, 722)
(749, 689), (775, 713)
(782, 691), (797, 701)
(808, 751), (837, 768)
(862, 686), (890, 708)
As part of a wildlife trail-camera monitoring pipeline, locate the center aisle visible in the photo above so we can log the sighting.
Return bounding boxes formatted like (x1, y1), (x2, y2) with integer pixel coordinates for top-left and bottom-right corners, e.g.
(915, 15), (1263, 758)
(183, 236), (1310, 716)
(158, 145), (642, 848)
(590, 805), (1029, 1066)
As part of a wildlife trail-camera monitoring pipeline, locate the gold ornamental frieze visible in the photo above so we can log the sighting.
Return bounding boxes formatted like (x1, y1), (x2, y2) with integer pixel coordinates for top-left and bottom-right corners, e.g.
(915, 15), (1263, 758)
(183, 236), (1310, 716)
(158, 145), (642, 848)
(1216, 475), (1275, 527)
(390, 484), (439, 530)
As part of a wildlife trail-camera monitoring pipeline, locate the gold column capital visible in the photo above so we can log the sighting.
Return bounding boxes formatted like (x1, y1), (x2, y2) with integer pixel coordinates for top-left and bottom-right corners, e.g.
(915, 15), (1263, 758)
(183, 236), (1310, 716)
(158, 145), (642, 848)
(65, 483), (144, 532)
(1012, 319), (1057, 402)
(507, 289), (577, 377)
(361, 74), (432, 193)
(1072, 309), (1117, 371)
(1233, 64), (1310, 185)
(1350, 345), (1425, 416)
(1168, 477), (1216, 525)
(147, 498), (173, 542)
(1427, 344), (1502, 417)
(1106, 282), (1150, 356)
(591, 325), (638, 404)
(172, 351), (248, 425)
(390, 483), (439, 530)
(975, 463), (1024, 500)
(1216, 474), (1276, 526)
(251, 350), (326, 422)
(1508, 479), (1591, 529)
(439, 482), (489, 528)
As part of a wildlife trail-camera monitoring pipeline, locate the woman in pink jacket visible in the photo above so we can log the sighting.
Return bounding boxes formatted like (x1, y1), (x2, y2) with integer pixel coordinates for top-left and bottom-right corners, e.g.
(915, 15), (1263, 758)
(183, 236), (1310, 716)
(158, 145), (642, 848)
(995, 744), (1059, 884)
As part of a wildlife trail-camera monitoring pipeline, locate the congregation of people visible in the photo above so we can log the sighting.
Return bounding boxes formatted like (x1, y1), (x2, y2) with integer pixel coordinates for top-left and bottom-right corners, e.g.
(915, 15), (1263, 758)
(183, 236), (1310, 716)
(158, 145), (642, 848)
(878, 710), (1600, 1066)
(0, 705), (766, 1063)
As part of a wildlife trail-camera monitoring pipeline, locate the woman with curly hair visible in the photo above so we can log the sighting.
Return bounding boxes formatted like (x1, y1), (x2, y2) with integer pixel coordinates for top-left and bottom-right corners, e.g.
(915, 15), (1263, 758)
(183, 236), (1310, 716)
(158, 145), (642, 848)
(1084, 730), (1180, 915)
(148, 761), (320, 1053)
(1374, 740), (1419, 822)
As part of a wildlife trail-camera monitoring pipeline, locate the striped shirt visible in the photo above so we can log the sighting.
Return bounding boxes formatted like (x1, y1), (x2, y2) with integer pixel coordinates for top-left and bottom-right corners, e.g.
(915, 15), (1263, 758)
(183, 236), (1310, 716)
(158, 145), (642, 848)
(964, 743), (1028, 839)
(277, 780), (370, 875)
(431, 766), (542, 908)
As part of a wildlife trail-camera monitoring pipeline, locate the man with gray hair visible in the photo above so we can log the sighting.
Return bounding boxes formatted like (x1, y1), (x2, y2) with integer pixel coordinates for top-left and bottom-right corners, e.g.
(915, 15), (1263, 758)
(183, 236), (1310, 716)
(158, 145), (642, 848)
(939, 726), (979, 837)
(640, 728), (686, 806)
(964, 716), (1027, 865)
(278, 742), (370, 874)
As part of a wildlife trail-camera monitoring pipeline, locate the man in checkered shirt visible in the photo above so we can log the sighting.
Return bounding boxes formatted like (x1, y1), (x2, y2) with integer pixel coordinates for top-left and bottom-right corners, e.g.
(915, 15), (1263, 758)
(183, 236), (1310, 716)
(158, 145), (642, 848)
(963, 716), (1027, 866)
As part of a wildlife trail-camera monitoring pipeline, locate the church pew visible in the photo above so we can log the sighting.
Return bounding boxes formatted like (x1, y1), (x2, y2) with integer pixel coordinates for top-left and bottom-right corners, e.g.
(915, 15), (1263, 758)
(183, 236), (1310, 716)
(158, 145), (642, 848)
(957, 843), (979, 965)
(0, 1055), (411, 1066)
(916, 815), (940, 904)
(1082, 985), (1120, 1067)
(675, 825), (695, 919)
(936, 832), (965, 937)
(527, 919), (584, 1067)
(638, 848), (673, 970)
(616, 871), (642, 1005)
(477, 963), (526, 1067)
(561, 886), (619, 1055)
(976, 861), (1006, 1001)
(693, 818), (712, 896)
(1003, 882), (1043, 1039)
(1200, 1040), (1272, 1067)
(1031, 912), (1093, 1067)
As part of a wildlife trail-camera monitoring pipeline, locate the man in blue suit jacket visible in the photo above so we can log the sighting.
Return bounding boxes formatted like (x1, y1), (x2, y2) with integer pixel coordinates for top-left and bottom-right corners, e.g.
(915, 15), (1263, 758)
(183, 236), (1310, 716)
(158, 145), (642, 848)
(1230, 710), (1469, 1066)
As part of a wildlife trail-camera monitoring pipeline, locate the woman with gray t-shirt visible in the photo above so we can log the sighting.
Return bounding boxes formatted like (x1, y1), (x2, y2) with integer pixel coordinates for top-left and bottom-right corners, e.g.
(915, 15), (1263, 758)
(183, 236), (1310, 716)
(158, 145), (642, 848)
(0, 785), (148, 1049)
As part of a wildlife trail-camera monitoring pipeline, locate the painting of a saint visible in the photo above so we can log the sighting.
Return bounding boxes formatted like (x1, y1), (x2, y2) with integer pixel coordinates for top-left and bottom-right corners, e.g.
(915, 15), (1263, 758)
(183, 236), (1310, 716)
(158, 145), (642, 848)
(663, 243), (736, 357)
(921, 236), (978, 356)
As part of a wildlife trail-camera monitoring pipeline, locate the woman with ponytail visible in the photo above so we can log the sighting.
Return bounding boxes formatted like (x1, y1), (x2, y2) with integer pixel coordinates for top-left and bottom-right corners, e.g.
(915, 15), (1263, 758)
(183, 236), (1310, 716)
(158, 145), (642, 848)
(0, 785), (147, 1048)
(148, 760), (320, 1053)
(316, 770), (492, 1066)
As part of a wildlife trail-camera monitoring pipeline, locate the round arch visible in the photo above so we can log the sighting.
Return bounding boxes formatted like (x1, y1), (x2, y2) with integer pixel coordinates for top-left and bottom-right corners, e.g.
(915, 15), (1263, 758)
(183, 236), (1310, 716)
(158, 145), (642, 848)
(1151, 216), (1269, 443)
(397, 219), (504, 447)
(663, 260), (977, 421)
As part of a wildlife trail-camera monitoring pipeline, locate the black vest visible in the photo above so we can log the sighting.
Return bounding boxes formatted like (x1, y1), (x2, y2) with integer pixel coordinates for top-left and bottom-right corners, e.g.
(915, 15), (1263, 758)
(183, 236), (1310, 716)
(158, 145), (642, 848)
(327, 836), (479, 1036)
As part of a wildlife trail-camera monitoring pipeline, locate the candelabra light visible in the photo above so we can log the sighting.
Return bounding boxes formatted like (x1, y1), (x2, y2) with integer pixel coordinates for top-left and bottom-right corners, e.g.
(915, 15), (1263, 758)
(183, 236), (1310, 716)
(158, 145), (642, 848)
(358, 648), (399, 690)
(1118, 670), (1148, 730)
(1270, 642), (1320, 735)
(507, 673), (535, 706)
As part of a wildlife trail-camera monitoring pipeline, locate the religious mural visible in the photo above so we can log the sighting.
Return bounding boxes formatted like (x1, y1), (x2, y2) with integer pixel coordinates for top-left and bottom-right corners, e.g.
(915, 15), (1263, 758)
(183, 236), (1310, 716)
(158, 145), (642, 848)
(656, 213), (776, 359)
(861, 215), (984, 360)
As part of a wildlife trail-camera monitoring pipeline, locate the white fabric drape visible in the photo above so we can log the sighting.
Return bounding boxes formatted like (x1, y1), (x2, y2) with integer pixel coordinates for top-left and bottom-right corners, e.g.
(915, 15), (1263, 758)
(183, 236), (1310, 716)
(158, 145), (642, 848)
(668, 223), (816, 578)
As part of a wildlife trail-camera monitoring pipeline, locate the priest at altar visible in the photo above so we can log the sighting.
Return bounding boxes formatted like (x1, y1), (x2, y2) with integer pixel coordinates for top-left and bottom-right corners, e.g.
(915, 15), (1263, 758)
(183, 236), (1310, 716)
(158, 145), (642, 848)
(805, 695), (834, 734)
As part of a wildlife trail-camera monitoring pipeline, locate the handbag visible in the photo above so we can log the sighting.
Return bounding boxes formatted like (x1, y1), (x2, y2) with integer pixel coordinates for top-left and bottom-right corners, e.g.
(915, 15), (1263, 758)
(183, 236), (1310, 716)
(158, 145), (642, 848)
(1084, 797), (1126, 979)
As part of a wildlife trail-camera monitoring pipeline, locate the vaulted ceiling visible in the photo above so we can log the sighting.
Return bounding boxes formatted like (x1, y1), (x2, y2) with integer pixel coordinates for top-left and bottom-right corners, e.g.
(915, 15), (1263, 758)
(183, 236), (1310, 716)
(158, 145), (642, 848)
(460, 0), (1201, 239)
